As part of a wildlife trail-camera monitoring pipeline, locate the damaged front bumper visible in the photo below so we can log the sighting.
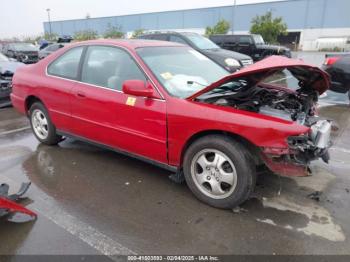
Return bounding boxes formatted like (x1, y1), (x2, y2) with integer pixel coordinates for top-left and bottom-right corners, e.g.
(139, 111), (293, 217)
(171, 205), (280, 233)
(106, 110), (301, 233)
(261, 120), (332, 177)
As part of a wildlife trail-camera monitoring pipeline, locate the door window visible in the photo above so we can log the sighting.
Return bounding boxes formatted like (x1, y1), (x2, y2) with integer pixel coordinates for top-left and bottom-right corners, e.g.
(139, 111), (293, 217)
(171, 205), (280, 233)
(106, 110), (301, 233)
(239, 36), (253, 45)
(150, 35), (168, 41)
(81, 46), (146, 91)
(48, 47), (84, 79)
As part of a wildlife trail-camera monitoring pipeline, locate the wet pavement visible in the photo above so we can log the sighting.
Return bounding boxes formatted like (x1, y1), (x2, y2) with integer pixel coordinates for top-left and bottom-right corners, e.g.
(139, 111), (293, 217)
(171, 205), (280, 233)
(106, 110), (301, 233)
(1, 52), (350, 257)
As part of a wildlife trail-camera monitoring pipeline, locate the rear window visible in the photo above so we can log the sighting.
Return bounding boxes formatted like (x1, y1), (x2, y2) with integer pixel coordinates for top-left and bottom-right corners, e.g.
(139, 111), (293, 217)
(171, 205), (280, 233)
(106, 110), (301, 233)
(47, 47), (84, 80)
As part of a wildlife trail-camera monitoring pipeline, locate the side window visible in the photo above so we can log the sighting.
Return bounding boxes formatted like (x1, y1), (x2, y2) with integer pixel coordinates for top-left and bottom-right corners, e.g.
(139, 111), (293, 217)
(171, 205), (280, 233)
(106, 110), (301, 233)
(169, 35), (187, 45)
(48, 47), (84, 79)
(239, 36), (253, 45)
(81, 46), (146, 91)
(152, 35), (168, 41)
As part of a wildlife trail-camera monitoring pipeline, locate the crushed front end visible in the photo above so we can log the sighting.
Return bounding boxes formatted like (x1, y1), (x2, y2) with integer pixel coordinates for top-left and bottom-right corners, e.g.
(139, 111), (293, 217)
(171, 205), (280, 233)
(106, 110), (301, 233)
(190, 56), (333, 177)
(262, 119), (332, 177)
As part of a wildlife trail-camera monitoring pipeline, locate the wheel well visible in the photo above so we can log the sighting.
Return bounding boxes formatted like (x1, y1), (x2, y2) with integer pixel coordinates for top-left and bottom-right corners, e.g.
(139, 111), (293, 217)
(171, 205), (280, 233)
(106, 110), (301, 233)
(180, 130), (262, 167)
(25, 96), (43, 115)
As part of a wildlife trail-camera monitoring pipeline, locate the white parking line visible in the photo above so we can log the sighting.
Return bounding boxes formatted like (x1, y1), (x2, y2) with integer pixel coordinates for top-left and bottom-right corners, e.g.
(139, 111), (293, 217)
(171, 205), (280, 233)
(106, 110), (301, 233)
(0, 126), (31, 136)
(0, 175), (136, 258)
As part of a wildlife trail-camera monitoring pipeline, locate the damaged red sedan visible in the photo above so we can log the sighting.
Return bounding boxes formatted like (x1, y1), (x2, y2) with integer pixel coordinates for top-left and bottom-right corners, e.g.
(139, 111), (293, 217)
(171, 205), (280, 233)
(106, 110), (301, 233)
(11, 40), (332, 209)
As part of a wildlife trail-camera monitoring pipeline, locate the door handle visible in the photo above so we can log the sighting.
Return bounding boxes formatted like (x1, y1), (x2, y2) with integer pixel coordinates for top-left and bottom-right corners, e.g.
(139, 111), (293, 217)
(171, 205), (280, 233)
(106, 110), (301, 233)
(76, 92), (86, 98)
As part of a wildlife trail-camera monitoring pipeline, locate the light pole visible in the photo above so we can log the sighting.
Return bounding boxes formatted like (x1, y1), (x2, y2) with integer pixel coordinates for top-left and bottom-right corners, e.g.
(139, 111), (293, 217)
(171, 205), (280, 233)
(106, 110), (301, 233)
(232, 0), (237, 34)
(46, 8), (52, 37)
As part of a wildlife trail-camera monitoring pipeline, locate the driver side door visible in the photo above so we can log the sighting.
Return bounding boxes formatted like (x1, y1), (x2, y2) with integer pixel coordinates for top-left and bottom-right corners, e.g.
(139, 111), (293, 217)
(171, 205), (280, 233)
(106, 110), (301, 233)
(71, 45), (168, 164)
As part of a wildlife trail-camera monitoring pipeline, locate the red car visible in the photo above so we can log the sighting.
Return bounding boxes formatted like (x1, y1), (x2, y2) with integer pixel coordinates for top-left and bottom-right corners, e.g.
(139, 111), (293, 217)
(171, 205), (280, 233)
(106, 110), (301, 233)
(11, 40), (332, 209)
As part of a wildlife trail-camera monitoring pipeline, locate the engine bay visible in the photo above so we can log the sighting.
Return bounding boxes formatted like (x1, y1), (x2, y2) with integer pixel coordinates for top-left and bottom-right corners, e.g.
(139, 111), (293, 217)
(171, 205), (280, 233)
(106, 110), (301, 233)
(197, 79), (319, 126)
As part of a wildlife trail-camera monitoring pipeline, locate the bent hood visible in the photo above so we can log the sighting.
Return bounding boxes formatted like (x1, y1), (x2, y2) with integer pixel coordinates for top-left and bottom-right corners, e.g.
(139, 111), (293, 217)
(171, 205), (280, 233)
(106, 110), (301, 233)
(187, 56), (330, 100)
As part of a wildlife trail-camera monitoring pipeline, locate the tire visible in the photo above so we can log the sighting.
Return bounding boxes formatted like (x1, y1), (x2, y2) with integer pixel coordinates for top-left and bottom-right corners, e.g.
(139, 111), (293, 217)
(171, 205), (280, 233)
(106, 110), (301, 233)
(29, 102), (62, 145)
(183, 135), (256, 209)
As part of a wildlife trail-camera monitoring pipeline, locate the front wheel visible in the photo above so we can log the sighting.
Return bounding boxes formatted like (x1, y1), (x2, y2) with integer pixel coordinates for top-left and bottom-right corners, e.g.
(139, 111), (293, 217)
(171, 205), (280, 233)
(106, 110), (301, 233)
(29, 102), (62, 145)
(183, 135), (256, 209)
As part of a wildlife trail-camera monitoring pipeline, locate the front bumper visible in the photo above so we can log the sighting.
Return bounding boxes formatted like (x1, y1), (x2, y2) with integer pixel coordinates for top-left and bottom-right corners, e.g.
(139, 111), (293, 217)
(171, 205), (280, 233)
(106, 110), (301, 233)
(261, 120), (332, 177)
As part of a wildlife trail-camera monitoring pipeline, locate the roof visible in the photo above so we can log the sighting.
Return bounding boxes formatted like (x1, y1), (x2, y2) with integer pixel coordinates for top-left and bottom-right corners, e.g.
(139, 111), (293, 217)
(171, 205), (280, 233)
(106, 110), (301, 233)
(70, 39), (184, 49)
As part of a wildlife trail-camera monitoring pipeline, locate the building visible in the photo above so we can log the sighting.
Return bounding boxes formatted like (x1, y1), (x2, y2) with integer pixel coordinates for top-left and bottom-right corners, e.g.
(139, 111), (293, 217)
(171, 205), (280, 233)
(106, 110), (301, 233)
(43, 0), (350, 51)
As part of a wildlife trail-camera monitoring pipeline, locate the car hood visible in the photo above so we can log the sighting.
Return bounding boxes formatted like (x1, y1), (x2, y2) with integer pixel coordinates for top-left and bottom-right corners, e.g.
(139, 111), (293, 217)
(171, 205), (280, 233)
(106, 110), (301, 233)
(0, 61), (25, 74)
(187, 56), (330, 100)
(201, 48), (252, 62)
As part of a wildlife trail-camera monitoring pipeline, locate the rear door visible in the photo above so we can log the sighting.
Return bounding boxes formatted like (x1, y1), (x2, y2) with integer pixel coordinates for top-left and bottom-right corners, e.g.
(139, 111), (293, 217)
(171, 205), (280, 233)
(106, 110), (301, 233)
(222, 36), (238, 52)
(236, 36), (253, 55)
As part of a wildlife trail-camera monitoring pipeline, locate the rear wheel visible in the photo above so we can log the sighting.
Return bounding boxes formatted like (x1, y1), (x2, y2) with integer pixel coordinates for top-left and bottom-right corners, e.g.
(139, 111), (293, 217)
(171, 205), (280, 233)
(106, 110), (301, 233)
(29, 102), (62, 145)
(183, 135), (256, 209)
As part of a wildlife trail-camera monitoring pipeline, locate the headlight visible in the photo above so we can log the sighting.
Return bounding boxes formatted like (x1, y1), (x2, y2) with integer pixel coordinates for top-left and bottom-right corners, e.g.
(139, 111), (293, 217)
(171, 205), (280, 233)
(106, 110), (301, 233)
(225, 58), (240, 67)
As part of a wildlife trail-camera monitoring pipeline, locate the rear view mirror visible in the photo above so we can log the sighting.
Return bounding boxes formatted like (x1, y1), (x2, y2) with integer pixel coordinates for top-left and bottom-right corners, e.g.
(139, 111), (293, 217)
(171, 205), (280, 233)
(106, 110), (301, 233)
(122, 80), (155, 98)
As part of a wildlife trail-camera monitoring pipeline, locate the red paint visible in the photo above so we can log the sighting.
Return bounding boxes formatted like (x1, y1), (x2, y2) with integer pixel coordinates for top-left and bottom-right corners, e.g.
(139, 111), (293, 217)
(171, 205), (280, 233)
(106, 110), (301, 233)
(11, 40), (329, 177)
(261, 154), (309, 177)
(0, 197), (37, 220)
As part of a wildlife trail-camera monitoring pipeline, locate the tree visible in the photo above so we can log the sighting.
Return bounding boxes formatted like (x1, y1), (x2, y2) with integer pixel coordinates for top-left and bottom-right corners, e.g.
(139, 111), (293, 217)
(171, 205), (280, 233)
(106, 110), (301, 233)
(205, 19), (230, 36)
(131, 29), (145, 39)
(73, 29), (98, 41)
(43, 32), (59, 41)
(103, 25), (124, 39)
(250, 11), (287, 44)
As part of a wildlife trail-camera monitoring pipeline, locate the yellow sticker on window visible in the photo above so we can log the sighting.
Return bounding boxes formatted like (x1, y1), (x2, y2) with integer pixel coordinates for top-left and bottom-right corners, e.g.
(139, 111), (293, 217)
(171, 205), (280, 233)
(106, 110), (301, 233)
(160, 72), (173, 80)
(126, 97), (136, 106)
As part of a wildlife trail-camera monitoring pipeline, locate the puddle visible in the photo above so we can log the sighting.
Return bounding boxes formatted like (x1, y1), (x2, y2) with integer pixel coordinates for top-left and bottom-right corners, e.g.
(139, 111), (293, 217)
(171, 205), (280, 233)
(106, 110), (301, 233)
(241, 166), (346, 242)
(260, 196), (345, 242)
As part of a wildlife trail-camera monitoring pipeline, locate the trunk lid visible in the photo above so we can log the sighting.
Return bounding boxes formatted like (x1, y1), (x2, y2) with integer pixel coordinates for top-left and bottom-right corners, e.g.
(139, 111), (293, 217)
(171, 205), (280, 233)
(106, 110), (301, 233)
(187, 56), (330, 100)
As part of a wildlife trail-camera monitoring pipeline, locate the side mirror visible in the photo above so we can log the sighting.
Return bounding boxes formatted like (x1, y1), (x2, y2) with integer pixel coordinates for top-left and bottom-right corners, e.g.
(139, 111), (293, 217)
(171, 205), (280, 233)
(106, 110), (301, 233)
(122, 80), (155, 98)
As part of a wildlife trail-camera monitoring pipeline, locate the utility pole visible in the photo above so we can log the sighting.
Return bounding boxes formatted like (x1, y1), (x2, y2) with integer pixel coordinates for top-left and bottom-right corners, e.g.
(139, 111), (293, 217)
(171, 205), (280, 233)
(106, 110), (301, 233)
(232, 0), (237, 34)
(46, 8), (52, 37)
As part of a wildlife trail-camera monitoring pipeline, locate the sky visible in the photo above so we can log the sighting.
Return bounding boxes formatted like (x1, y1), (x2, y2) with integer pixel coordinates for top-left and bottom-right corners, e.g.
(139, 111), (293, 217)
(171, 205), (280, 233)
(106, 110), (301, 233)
(0, 0), (282, 38)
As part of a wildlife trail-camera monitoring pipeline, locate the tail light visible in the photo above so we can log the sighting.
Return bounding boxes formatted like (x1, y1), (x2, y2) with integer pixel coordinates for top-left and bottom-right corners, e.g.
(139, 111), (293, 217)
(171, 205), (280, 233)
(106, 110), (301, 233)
(323, 56), (340, 66)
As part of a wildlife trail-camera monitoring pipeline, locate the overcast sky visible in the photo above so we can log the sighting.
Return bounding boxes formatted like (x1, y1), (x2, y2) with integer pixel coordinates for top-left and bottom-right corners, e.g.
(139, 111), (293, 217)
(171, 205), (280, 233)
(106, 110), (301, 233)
(0, 0), (282, 38)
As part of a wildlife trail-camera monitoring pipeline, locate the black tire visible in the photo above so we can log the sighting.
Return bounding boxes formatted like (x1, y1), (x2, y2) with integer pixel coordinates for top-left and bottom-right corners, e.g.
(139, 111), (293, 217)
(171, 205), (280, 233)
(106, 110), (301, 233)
(183, 135), (256, 209)
(29, 102), (62, 145)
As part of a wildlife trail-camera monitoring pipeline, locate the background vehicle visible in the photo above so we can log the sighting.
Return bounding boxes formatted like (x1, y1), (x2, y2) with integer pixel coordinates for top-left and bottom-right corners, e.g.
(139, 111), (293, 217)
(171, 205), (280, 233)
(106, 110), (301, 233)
(11, 40), (331, 209)
(3, 43), (39, 64)
(322, 53), (350, 102)
(0, 53), (24, 107)
(39, 43), (68, 59)
(138, 32), (253, 72)
(210, 34), (291, 61)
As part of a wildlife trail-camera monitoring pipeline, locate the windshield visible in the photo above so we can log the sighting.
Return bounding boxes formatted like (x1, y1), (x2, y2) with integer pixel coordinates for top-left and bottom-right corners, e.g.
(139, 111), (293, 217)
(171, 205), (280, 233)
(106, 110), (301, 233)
(253, 35), (265, 45)
(12, 43), (37, 51)
(0, 53), (9, 62)
(186, 34), (220, 50)
(137, 46), (228, 98)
